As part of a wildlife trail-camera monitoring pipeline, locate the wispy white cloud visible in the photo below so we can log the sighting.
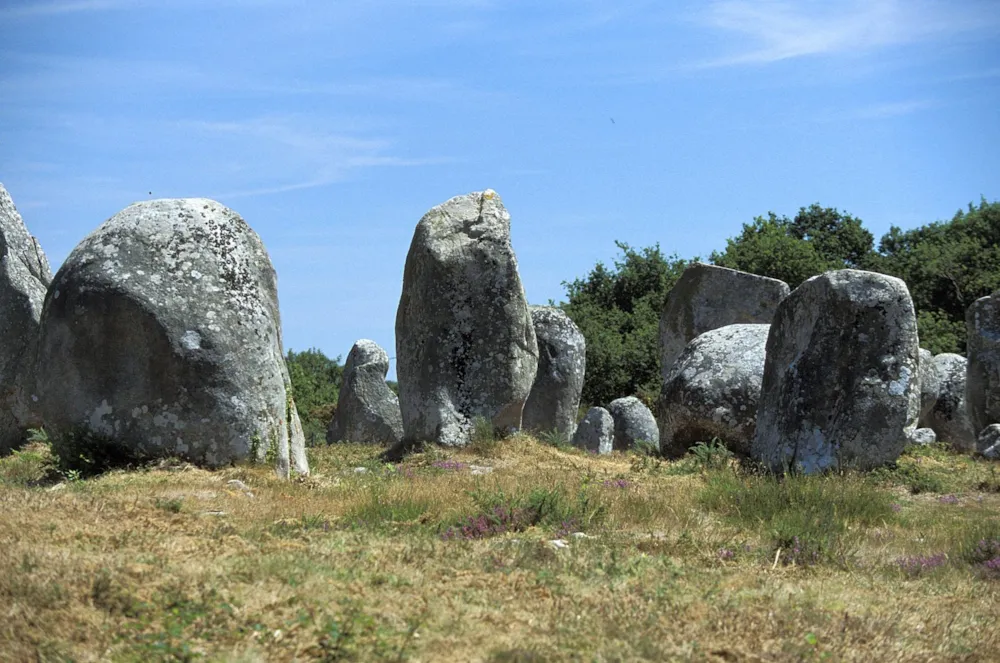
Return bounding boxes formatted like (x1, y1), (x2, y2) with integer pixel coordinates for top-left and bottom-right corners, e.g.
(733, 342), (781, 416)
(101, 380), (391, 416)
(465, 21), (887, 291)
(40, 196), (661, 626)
(850, 99), (938, 119)
(694, 0), (1000, 68)
(186, 116), (452, 200)
(0, 0), (134, 18)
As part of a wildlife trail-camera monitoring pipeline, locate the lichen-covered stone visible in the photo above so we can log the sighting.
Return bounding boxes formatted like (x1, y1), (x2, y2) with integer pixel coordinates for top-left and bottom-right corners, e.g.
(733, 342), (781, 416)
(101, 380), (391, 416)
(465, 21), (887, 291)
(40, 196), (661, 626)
(917, 348), (937, 422)
(966, 293), (1000, 435)
(327, 339), (403, 446)
(659, 324), (768, 458)
(522, 306), (586, 442)
(923, 353), (976, 451)
(34, 198), (307, 476)
(395, 190), (538, 448)
(906, 427), (937, 446)
(607, 396), (659, 452)
(0, 183), (52, 453)
(571, 407), (613, 454)
(660, 263), (789, 380)
(980, 424), (1000, 459)
(752, 270), (920, 473)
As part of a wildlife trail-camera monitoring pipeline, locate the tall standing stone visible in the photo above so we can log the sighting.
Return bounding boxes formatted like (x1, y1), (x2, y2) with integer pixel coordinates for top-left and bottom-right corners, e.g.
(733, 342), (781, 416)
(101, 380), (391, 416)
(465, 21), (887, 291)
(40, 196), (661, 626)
(0, 184), (52, 453)
(522, 306), (586, 441)
(923, 353), (976, 451)
(34, 199), (308, 476)
(917, 348), (938, 423)
(327, 339), (403, 446)
(659, 263), (789, 380)
(659, 324), (769, 458)
(967, 293), (1000, 435)
(395, 190), (538, 448)
(752, 270), (920, 473)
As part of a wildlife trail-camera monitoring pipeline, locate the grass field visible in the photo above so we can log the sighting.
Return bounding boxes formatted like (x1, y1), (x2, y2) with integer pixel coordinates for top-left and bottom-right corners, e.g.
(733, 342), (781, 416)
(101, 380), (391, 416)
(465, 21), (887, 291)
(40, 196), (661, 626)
(1, 435), (999, 662)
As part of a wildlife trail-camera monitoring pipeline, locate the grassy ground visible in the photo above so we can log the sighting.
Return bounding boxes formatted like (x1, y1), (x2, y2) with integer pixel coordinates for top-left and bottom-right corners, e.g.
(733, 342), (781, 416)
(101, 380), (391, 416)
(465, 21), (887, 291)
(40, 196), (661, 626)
(1, 436), (999, 662)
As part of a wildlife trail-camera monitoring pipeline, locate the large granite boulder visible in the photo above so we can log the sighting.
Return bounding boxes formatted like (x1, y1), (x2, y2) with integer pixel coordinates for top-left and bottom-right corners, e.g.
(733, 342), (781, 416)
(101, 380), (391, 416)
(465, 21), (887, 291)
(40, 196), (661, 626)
(923, 353), (976, 451)
(751, 270), (920, 473)
(607, 396), (659, 452)
(917, 348), (938, 422)
(571, 406), (613, 454)
(327, 339), (402, 446)
(522, 306), (586, 442)
(659, 263), (789, 380)
(34, 198), (308, 476)
(967, 293), (1000, 435)
(659, 324), (768, 458)
(0, 184), (52, 453)
(395, 190), (538, 448)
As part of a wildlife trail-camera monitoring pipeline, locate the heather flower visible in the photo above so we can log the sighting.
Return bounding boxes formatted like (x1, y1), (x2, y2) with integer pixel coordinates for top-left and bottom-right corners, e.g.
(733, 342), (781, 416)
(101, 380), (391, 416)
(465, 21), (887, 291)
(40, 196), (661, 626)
(717, 548), (735, 561)
(432, 460), (468, 471)
(891, 503), (902, 513)
(938, 494), (959, 505)
(896, 553), (947, 576)
(601, 478), (630, 489)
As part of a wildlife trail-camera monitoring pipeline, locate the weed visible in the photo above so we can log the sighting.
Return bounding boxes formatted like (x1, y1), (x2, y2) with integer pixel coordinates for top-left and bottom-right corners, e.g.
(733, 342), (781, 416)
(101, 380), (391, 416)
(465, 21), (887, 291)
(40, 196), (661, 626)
(537, 428), (571, 449)
(344, 485), (430, 529)
(47, 426), (149, 478)
(0, 441), (56, 486)
(154, 497), (184, 513)
(467, 416), (502, 456)
(689, 438), (734, 471)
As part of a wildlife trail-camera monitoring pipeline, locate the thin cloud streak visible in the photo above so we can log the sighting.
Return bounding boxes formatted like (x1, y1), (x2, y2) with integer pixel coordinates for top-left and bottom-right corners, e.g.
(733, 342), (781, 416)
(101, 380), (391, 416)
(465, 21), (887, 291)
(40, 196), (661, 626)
(693, 0), (999, 68)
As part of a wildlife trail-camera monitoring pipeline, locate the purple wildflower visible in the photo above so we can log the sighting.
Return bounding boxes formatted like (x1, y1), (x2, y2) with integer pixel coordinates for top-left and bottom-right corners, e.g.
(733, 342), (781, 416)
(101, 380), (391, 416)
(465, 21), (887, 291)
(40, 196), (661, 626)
(601, 478), (631, 489)
(717, 548), (735, 561)
(891, 503), (902, 513)
(938, 494), (960, 505)
(896, 553), (947, 576)
(432, 460), (468, 471)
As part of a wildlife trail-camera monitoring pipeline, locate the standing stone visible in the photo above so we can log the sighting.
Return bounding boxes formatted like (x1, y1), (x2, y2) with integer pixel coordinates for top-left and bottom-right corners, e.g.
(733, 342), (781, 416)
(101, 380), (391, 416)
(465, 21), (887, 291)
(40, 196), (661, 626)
(34, 199), (308, 477)
(659, 324), (769, 458)
(0, 184), (52, 454)
(979, 424), (1000, 459)
(607, 396), (659, 452)
(395, 190), (538, 448)
(752, 270), (920, 473)
(967, 293), (1000, 435)
(327, 339), (403, 446)
(923, 353), (976, 451)
(522, 306), (586, 442)
(571, 407), (613, 454)
(917, 348), (938, 423)
(659, 263), (789, 380)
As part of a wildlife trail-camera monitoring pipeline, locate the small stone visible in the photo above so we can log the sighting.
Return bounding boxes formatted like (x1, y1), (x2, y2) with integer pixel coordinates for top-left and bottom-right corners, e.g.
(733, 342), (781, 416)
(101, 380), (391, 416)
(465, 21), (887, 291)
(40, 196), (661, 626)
(607, 396), (659, 452)
(571, 407), (614, 454)
(327, 339), (403, 446)
(905, 427), (937, 446)
(547, 539), (569, 550)
(978, 424), (1000, 457)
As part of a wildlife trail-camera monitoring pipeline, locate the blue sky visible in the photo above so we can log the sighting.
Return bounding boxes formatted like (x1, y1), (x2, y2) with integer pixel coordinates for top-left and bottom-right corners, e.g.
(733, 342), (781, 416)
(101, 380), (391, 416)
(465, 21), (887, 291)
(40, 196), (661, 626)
(1, 0), (998, 375)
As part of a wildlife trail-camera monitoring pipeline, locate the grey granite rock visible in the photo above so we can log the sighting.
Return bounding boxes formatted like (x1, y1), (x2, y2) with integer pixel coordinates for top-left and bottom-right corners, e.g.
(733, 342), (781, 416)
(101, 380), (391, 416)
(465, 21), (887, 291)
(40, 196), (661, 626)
(751, 270), (920, 473)
(571, 406), (613, 454)
(522, 306), (586, 442)
(327, 339), (403, 446)
(34, 198), (307, 476)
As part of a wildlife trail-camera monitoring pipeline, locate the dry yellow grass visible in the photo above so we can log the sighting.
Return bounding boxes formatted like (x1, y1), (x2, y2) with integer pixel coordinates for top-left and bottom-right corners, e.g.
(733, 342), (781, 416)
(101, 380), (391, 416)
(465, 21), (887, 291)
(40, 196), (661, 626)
(1, 436), (999, 662)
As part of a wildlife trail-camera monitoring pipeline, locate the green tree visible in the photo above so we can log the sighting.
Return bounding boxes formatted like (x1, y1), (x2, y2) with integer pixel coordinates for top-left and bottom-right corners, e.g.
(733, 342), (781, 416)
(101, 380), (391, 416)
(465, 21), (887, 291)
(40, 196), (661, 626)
(286, 348), (343, 445)
(873, 199), (1000, 354)
(560, 242), (690, 407)
(711, 204), (876, 288)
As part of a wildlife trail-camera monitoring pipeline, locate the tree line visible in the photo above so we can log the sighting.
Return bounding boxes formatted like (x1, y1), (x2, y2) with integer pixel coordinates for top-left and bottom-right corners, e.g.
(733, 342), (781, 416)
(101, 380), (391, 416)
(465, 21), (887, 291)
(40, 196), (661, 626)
(289, 198), (999, 439)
